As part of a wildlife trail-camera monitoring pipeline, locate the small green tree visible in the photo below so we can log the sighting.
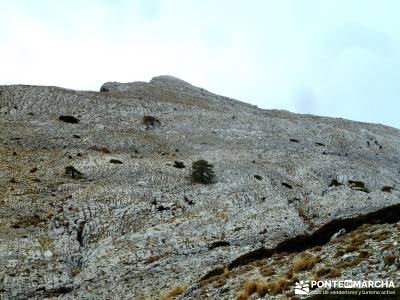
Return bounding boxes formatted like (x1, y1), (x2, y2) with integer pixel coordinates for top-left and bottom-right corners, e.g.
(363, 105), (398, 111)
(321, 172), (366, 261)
(191, 160), (215, 184)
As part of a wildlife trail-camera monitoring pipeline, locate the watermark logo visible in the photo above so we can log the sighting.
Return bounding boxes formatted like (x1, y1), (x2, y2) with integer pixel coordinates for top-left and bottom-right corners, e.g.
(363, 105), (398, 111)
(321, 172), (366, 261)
(293, 280), (396, 297)
(294, 280), (310, 295)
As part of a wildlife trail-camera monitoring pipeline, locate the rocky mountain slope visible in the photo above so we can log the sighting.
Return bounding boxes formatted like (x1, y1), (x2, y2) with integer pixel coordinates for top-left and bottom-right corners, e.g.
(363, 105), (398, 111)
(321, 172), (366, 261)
(0, 76), (399, 299)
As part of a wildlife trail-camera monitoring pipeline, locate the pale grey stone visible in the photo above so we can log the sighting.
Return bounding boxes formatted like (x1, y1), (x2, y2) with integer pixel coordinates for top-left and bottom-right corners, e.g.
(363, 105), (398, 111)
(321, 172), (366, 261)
(0, 76), (399, 299)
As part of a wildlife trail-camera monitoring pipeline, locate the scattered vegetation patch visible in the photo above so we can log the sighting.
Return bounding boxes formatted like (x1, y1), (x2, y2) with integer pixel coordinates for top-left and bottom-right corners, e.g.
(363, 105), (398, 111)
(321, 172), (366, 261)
(39, 237), (53, 250)
(335, 249), (345, 258)
(329, 179), (343, 187)
(254, 175), (262, 181)
(381, 186), (394, 193)
(145, 255), (161, 264)
(191, 159), (215, 184)
(297, 207), (311, 224)
(290, 255), (320, 273)
(344, 244), (358, 253)
(358, 250), (371, 259)
(281, 182), (293, 189)
(264, 277), (291, 296)
(325, 268), (341, 278)
(208, 241), (230, 250)
(12, 214), (47, 228)
(157, 205), (170, 212)
(259, 265), (275, 276)
(243, 280), (258, 296)
(315, 267), (331, 277)
(348, 180), (369, 193)
(237, 274), (297, 299)
(381, 243), (396, 251)
(173, 161), (185, 169)
(143, 115), (161, 129)
(383, 255), (397, 266)
(350, 232), (366, 247)
(65, 166), (85, 179)
(109, 159), (123, 164)
(59, 115), (79, 123)
(371, 229), (390, 241)
(336, 258), (362, 269)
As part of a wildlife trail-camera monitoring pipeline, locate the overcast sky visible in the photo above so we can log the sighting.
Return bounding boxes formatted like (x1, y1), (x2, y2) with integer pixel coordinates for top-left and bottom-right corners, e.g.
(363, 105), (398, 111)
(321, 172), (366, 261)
(1, 1), (400, 128)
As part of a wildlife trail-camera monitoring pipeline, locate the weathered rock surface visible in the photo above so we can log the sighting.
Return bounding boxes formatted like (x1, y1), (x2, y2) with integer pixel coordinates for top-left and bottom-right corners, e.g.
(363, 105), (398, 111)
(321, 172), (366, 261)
(0, 76), (399, 299)
(191, 222), (400, 299)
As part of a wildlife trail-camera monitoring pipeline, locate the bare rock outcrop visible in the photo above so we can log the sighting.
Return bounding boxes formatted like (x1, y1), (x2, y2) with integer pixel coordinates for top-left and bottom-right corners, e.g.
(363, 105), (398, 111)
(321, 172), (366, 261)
(0, 76), (399, 299)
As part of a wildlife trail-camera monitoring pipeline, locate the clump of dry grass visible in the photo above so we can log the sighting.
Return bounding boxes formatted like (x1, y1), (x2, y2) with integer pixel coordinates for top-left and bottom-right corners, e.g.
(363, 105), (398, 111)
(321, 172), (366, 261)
(259, 265), (275, 276)
(350, 233), (364, 245)
(214, 276), (226, 288)
(382, 243), (396, 251)
(145, 255), (160, 264)
(330, 237), (345, 244)
(371, 229), (390, 241)
(344, 244), (359, 253)
(355, 223), (371, 232)
(38, 237), (53, 250)
(312, 265), (342, 279)
(384, 255), (398, 266)
(252, 260), (265, 268)
(236, 276), (294, 299)
(236, 291), (249, 300)
(256, 277), (291, 297)
(223, 266), (230, 275)
(236, 281), (257, 300)
(254, 283), (269, 298)
(336, 258), (362, 269)
(243, 281), (258, 295)
(12, 214), (47, 228)
(297, 207), (310, 223)
(265, 277), (290, 295)
(358, 250), (371, 259)
(290, 254), (320, 273)
(325, 268), (341, 278)
(285, 269), (294, 280)
(315, 267), (331, 277)
(334, 249), (345, 258)
(312, 245), (323, 252)
(161, 286), (185, 300)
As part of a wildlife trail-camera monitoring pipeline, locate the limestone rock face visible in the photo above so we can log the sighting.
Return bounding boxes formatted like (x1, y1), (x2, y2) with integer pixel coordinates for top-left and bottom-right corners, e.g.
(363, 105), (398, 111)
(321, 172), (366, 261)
(101, 75), (195, 92)
(0, 76), (400, 299)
